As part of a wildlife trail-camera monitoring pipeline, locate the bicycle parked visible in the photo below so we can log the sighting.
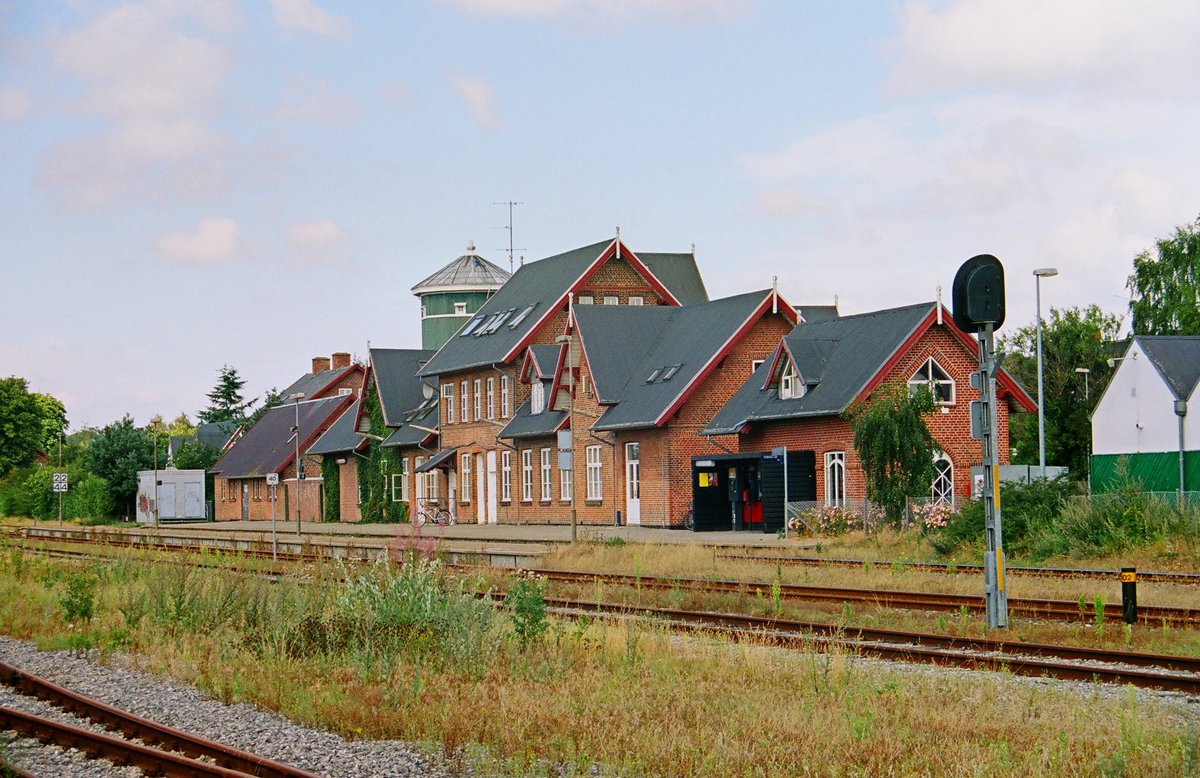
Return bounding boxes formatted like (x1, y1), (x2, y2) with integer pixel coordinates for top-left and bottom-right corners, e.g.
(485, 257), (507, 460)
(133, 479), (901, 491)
(414, 500), (454, 527)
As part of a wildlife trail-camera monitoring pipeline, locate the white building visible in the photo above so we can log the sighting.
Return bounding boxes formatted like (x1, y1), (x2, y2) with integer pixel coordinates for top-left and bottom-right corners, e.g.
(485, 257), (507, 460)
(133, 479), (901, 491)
(1090, 336), (1200, 492)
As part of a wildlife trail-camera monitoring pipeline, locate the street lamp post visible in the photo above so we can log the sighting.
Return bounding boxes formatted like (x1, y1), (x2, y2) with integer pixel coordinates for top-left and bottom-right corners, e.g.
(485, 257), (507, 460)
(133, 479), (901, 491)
(1033, 268), (1059, 477)
(1075, 367), (1090, 401)
(1076, 367), (1091, 493)
(289, 392), (305, 535)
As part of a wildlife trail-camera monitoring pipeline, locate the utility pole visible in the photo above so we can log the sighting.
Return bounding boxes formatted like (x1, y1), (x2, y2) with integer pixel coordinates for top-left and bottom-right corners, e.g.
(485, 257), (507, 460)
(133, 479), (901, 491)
(57, 433), (63, 527)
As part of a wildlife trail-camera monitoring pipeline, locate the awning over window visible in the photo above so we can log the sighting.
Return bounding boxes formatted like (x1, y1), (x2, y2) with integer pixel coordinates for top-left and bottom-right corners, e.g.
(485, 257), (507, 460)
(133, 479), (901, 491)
(415, 447), (458, 473)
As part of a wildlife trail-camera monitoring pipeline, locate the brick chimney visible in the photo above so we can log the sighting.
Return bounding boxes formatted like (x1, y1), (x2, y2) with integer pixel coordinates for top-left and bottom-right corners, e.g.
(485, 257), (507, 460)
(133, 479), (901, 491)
(312, 356), (332, 374)
(331, 352), (351, 370)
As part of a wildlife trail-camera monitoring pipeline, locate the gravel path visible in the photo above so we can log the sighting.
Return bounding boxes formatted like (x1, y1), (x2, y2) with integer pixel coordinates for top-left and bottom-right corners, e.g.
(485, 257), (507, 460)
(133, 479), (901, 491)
(0, 636), (461, 778)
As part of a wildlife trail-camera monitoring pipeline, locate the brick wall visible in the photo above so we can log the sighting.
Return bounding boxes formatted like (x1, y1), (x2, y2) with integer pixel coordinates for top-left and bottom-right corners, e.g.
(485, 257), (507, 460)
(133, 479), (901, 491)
(740, 323), (1015, 506)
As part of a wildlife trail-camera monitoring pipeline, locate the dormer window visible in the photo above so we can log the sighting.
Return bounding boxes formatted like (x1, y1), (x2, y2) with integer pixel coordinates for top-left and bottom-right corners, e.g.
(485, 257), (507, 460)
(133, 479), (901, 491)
(909, 357), (955, 404)
(531, 381), (546, 414)
(779, 361), (804, 399)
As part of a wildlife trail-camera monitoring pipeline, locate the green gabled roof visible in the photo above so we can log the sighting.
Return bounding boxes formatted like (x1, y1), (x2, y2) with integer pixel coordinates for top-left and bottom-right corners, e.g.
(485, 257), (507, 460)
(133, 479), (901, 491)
(574, 290), (778, 432)
(210, 395), (352, 478)
(498, 399), (569, 440)
(702, 302), (937, 435)
(640, 252), (709, 305)
(308, 401), (366, 456)
(419, 240), (611, 377)
(369, 348), (436, 425)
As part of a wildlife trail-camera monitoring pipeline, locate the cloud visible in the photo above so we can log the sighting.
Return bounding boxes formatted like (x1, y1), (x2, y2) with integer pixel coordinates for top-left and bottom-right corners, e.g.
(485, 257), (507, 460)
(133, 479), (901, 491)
(0, 88), (32, 121)
(36, 118), (234, 210)
(889, 0), (1200, 95)
(451, 76), (502, 130)
(51, 1), (239, 118)
(268, 0), (351, 36)
(276, 78), (360, 125)
(441, 0), (747, 21)
(155, 218), (241, 262)
(36, 1), (243, 210)
(286, 219), (350, 265)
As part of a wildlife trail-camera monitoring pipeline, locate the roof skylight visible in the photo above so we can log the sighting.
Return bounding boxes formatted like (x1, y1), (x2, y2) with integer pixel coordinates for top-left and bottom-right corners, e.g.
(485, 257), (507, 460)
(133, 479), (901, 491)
(661, 364), (681, 381)
(645, 368), (662, 384)
(459, 315), (486, 337)
(508, 303), (538, 329)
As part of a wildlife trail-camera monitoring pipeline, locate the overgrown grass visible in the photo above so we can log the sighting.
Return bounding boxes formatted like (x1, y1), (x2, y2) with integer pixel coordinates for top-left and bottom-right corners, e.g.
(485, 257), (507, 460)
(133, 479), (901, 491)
(1, 549), (1198, 776)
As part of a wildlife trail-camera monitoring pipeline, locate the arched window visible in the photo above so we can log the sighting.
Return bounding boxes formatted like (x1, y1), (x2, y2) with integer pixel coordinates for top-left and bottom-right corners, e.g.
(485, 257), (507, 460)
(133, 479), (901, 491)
(931, 454), (954, 505)
(909, 357), (955, 404)
(824, 451), (846, 506)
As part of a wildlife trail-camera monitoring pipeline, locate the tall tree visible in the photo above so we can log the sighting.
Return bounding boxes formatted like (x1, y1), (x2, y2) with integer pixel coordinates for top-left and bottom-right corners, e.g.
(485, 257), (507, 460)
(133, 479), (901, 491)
(0, 377), (66, 475)
(999, 305), (1124, 478)
(87, 416), (154, 516)
(1128, 215), (1200, 335)
(847, 381), (937, 523)
(199, 365), (254, 424)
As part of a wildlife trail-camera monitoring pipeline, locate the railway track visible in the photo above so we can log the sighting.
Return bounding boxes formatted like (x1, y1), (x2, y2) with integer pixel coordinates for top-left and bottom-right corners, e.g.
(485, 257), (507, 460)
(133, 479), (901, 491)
(718, 552), (1200, 585)
(9, 531), (1200, 627)
(0, 660), (320, 777)
(533, 595), (1200, 695)
(531, 568), (1200, 627)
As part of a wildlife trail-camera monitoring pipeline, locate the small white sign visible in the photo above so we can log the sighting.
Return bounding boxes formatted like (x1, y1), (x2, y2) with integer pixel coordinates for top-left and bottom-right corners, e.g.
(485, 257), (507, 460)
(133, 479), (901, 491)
(52, 472), (68, 493)
(266, 473), (279, 486)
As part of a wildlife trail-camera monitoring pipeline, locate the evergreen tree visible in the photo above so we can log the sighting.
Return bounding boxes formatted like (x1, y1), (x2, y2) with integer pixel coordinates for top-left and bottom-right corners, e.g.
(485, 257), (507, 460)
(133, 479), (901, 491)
(199, 365), (254, 424)
(87, 416), (153, 516)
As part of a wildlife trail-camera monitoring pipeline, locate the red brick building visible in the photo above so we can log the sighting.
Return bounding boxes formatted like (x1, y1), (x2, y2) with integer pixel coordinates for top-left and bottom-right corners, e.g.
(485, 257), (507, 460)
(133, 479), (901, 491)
(415, 236), (711, 525)
(703, 302), (1035, 516)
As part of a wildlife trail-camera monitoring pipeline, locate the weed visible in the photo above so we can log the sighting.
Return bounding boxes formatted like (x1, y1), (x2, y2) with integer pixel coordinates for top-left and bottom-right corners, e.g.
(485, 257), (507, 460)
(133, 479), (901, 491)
(506, 575), (548, 648)
(770, 576), (782, 618)
(841, 602), (854, 623)
(59, 569), (96, 623)
(1093, 596), (1106, 634)
(601, 537), (626, 548)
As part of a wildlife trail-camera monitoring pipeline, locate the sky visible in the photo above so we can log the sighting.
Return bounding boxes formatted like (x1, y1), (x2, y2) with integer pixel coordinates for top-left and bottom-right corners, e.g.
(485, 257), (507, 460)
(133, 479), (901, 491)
(4, 0), (1200, 430)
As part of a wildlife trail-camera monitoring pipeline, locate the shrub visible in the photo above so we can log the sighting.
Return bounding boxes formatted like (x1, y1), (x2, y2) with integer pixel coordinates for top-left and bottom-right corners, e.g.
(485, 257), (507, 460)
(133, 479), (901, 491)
(506, 573), (548, 648)
(60, 569), (96, 623)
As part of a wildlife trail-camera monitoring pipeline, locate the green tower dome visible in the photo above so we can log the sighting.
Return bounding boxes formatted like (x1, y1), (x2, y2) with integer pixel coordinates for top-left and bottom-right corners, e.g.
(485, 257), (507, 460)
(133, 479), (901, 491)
(411, 242), (511, 350)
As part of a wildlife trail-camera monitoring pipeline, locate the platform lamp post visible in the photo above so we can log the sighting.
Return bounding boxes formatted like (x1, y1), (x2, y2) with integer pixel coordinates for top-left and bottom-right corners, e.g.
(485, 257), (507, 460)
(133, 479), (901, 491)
(1034, 267), (1058, 478)
(1076, 367), (1092, 493)
(289, 392), (305, 535)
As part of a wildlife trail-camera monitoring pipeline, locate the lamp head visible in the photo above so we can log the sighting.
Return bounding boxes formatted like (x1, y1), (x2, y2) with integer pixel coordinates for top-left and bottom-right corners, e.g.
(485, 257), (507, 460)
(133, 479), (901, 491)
(1033, 267), (1059, 278)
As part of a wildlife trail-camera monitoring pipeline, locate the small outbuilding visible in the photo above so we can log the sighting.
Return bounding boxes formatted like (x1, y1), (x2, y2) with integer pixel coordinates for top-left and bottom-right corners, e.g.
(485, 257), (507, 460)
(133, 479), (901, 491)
(690, 451), (816, 532)
(136, 469), (207, 523)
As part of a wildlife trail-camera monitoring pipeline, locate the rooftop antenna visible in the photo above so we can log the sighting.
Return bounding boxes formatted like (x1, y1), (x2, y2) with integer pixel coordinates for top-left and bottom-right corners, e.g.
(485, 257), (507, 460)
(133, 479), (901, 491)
(691, 242), (696, 256)
(493, 201), (524, 273)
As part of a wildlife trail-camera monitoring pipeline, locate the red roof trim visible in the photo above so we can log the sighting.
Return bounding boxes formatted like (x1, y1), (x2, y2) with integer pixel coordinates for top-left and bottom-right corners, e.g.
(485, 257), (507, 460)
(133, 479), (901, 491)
(654, 292), (798, 426)
(578, 240), (681, 308)
(279, 394), (355, 475)
(760, 341), (791, 391)
(858, 304), (1038, 413)
(352, 364), (374, 431)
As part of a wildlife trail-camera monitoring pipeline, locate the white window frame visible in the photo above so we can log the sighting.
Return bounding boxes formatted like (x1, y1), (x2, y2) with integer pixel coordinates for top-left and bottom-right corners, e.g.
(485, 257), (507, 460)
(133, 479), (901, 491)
(415, 457), (426, 501)
(586, 445), (602, 501)
(531, 381), (545, 415)
(501, 375), (511, 418)
(454, 301), (467, 315)
(628, 296), (644, 306)
(560, 463), (572, 502)
(932, 454), (954, 505)
(824, 451), (846, 507)
(473, 379), (482, 421)
(780, 361), (804, 399)
(540, 447), (552, 502)
(752, 359), (764, 374)
(577, 295), (594, 305)
(461, 380), (469, 422)
(501, 450), (512, 502)
(460, 453), (472, 503)
(522, 450), (533, 501)
(909, 357), (955, 405)
(427, 465), (439, 501)
(487, 377), (495, 420)
(442, 383), (455, 424)
(603, 295), (619, 305)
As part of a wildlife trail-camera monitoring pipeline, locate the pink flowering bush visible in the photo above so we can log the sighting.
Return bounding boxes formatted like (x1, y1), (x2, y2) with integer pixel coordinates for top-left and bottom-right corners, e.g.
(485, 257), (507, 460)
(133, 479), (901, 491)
(912, 501), (956, 531)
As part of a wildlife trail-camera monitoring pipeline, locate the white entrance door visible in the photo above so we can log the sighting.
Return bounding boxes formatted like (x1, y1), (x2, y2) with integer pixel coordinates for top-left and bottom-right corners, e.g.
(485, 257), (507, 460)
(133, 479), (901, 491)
(625, 442), (641, 525)
(486, 451), (498, 524)
(476, 453), (486, 524)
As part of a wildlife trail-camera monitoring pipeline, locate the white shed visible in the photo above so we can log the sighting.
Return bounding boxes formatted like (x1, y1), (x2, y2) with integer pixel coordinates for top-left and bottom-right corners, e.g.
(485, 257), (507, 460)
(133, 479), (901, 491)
(1090, 337), (1200, 492)
(136, 469), (207, 522)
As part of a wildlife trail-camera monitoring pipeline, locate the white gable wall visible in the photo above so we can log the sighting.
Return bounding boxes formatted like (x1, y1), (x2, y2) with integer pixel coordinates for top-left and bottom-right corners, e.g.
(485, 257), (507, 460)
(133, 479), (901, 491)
(1092, 340), (1200, 455)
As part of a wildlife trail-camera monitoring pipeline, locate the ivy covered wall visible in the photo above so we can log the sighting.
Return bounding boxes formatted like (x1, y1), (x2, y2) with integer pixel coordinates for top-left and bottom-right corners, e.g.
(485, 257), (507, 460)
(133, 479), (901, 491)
(355, 379), (409, 523)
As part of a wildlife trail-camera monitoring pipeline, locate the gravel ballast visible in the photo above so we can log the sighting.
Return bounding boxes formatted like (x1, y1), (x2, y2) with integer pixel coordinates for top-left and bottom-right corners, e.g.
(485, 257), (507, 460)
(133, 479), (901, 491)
(0, 636), (459, 777)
